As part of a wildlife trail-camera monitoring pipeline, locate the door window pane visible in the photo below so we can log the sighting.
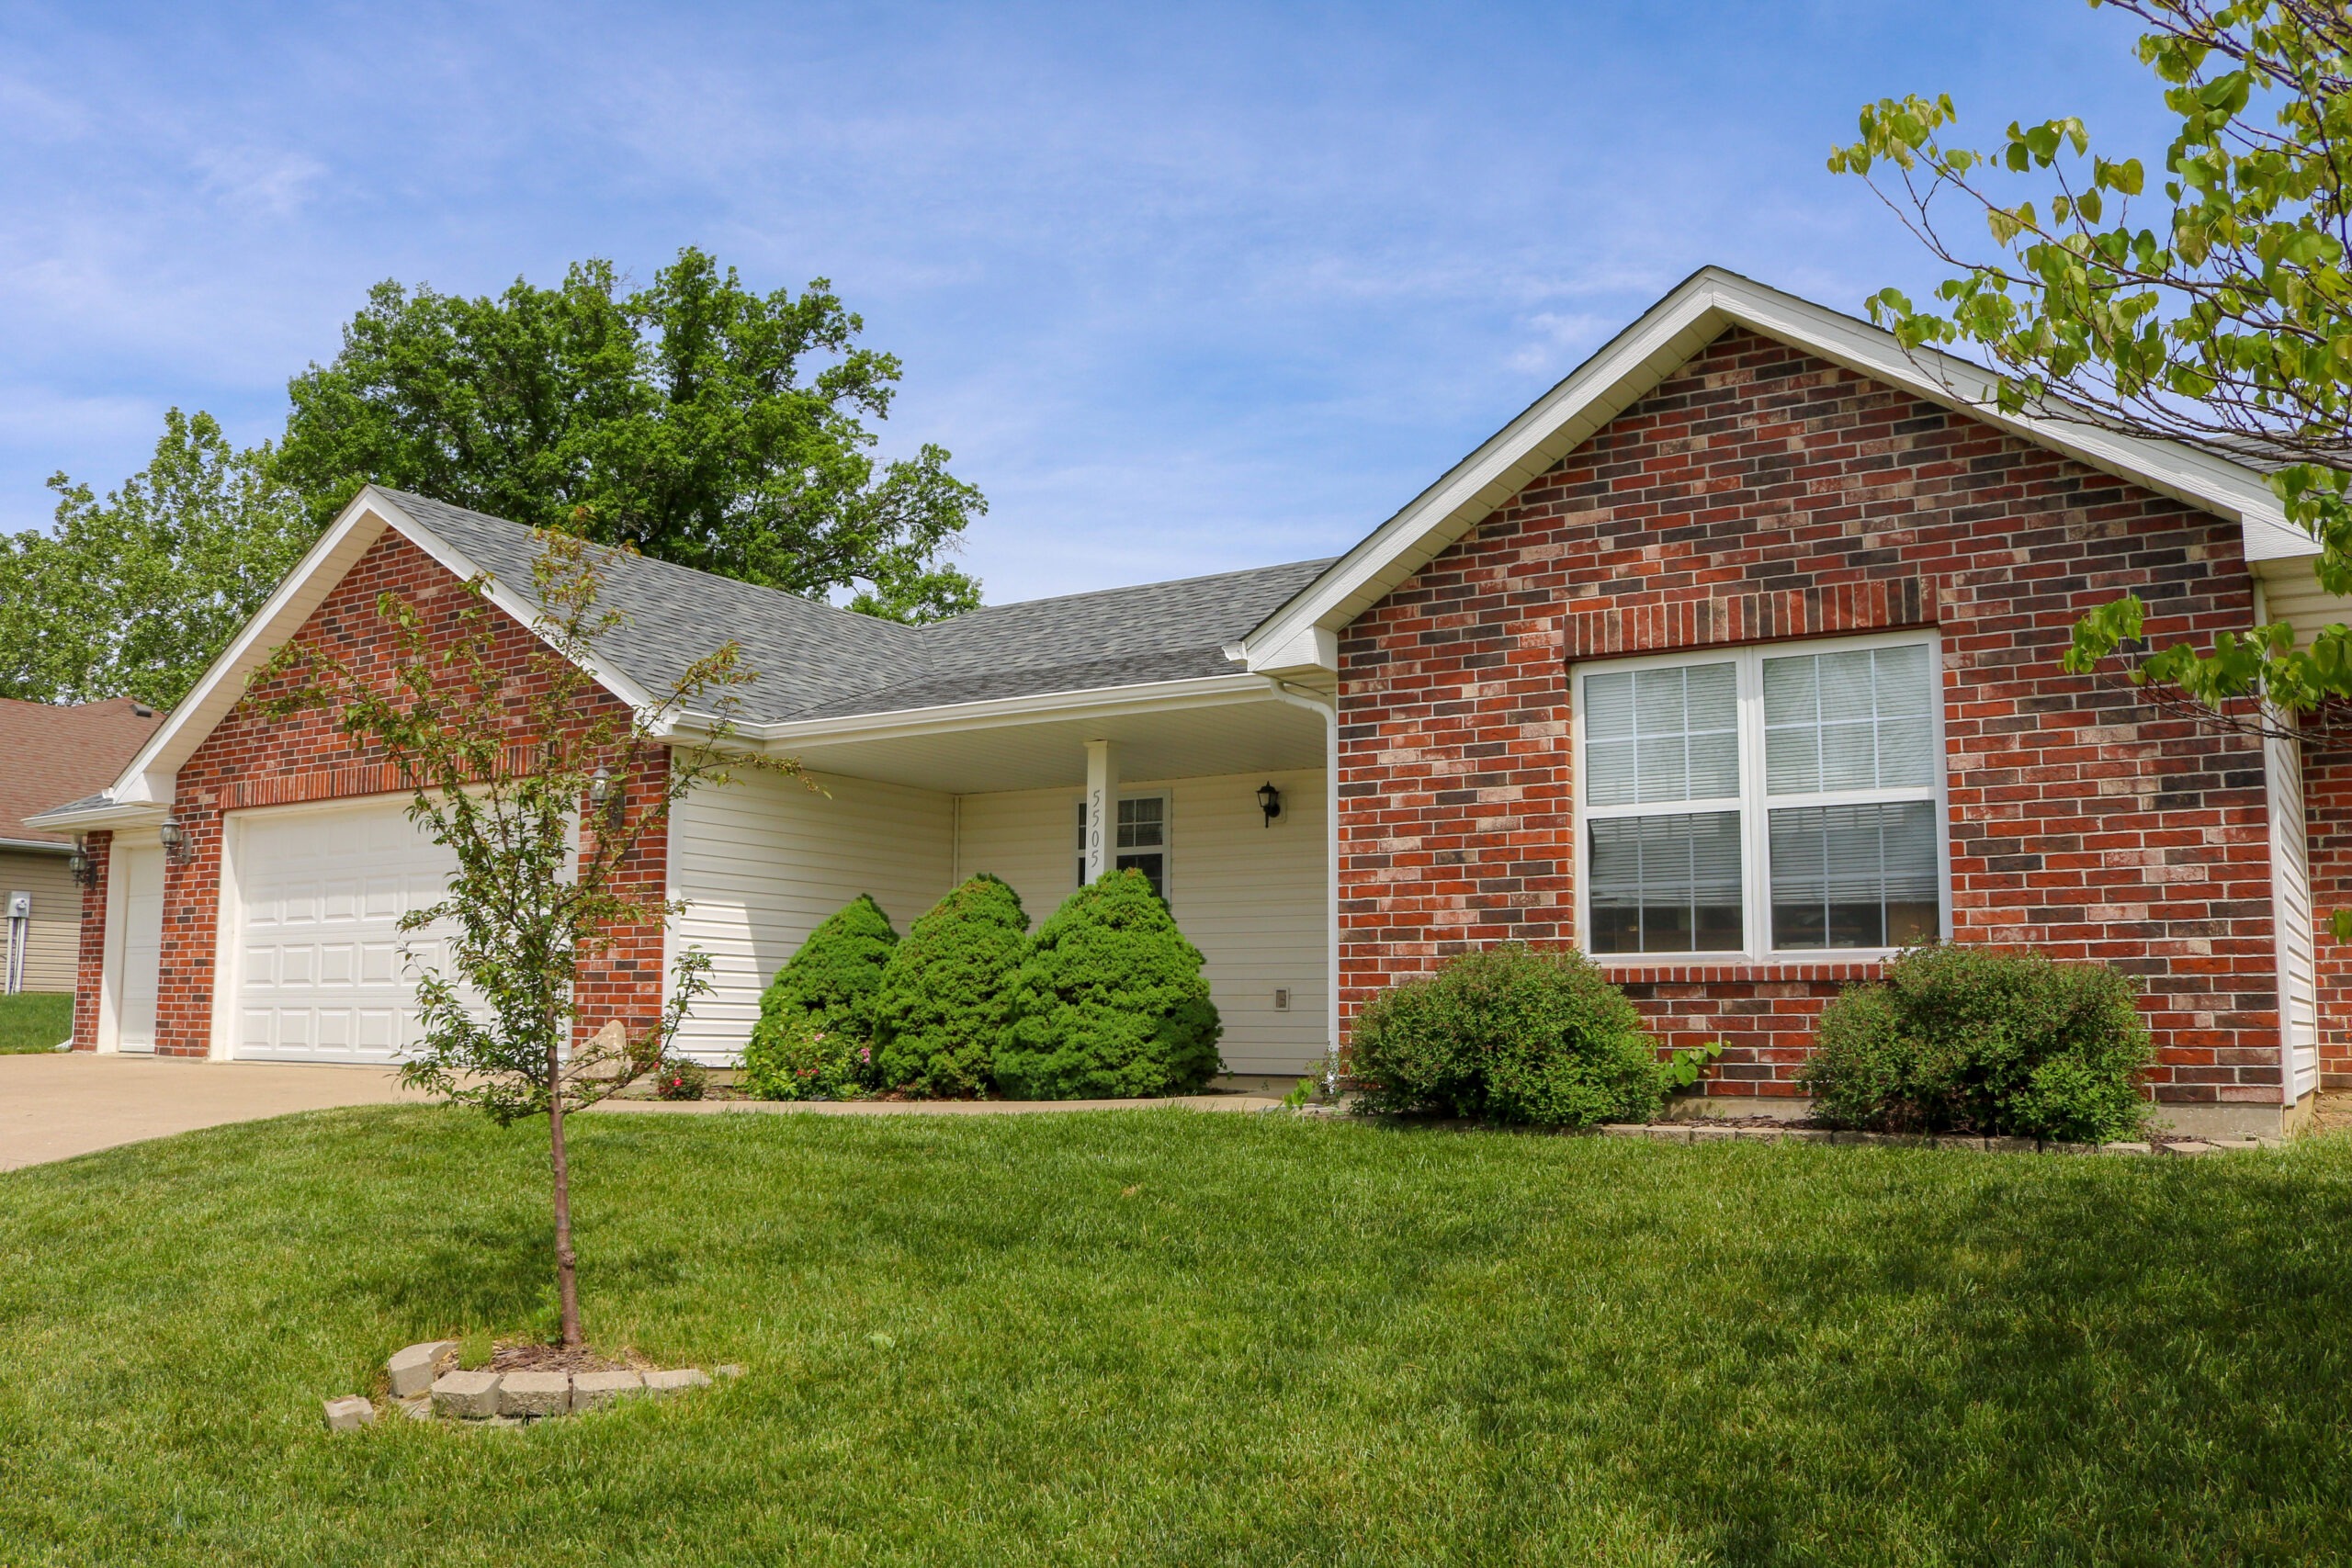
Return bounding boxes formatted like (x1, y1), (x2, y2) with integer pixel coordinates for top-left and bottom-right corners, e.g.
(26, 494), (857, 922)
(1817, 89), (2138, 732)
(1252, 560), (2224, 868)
(1583, 661), (1738, 807)
(1763, 643), (1933, 795)
(1117, 795), (1165, 850)
(1768, 800), (1938, 949)
(1588, 811), (1745, 953)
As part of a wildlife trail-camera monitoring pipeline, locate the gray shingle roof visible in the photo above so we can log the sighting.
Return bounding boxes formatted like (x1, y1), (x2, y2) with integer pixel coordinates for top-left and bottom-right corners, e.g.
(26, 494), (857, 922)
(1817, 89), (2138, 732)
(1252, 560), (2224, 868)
(379, 490), (1330, 725)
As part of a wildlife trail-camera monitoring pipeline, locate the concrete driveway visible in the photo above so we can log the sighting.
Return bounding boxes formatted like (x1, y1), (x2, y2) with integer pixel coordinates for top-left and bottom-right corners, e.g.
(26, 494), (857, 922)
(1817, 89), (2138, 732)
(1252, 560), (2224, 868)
(0, 1053), (433, 1172)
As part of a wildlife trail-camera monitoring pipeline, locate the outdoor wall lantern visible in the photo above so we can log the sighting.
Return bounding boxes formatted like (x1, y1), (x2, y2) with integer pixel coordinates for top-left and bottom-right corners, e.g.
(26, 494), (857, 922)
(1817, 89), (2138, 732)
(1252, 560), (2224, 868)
(68, 835), (96, 890)
(589, 766), (619, 818)
(158, 818), (192, 865)
(1256, 781), (1283, 827)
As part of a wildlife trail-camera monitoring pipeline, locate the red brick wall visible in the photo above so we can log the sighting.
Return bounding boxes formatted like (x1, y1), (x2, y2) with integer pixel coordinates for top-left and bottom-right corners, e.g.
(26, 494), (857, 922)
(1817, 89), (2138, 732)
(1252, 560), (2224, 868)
(1337, 327), (2282, 1110)
(133, 525), (669, 1058)
(71, 830), (109, 1050)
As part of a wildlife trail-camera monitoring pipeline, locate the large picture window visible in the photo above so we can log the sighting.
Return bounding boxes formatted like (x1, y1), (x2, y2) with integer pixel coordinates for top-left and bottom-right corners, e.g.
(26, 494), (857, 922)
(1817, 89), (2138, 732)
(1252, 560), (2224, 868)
(1574, 635), (1943, 960)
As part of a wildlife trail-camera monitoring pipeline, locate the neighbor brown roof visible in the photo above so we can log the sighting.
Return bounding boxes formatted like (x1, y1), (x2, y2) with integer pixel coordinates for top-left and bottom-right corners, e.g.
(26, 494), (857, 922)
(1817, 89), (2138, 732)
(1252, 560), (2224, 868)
(0, 697), (164, 848)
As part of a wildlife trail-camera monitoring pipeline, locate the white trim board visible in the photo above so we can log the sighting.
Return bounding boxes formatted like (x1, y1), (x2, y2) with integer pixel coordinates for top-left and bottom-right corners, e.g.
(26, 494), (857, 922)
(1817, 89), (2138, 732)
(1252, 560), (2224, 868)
(1238, 265), (2303, 680)
(37, 485), (663, 830)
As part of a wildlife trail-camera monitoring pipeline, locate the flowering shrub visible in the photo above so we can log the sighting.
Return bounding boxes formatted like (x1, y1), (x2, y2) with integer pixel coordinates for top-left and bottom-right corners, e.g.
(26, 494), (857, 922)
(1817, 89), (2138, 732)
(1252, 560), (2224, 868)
(739, 1008), (868, 1101)
(654, 1056), (708, 1100)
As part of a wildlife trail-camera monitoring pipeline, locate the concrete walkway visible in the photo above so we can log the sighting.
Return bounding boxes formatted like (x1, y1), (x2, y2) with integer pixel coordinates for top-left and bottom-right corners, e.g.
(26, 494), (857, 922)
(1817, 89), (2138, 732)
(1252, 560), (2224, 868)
(0, 1052), (1283, 1172)
(0, 1053), (432, 1172)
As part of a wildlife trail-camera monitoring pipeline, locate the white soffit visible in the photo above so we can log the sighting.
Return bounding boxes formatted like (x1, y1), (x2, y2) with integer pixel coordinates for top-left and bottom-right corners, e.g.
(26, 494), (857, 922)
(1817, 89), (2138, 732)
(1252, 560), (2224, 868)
(1241, 265), (2306, 677)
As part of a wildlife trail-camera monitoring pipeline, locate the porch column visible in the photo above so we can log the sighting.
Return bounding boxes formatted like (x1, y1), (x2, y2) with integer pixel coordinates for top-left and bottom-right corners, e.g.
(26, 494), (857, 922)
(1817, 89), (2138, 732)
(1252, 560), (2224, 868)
(1083, 739), (1120, 884)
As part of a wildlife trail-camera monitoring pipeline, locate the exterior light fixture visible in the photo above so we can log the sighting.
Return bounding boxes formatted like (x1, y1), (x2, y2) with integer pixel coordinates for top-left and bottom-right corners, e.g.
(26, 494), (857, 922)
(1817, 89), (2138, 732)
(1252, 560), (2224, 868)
(158, 818), (192, 865)
(68, 835), (96, 890)
(589, 767), (618, 817)
(1256, 781), (1283, 827)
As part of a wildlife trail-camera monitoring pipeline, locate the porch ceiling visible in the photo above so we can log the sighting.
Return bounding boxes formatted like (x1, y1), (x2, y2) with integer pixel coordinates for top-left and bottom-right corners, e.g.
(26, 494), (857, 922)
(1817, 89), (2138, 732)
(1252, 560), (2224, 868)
(760, 692), (1326, 795)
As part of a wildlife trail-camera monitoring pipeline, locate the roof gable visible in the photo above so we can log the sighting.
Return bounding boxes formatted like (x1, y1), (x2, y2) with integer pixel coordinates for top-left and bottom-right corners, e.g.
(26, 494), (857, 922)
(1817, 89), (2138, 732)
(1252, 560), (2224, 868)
(1238, 265), (2305, 678)
(33, 486), (1330, 826)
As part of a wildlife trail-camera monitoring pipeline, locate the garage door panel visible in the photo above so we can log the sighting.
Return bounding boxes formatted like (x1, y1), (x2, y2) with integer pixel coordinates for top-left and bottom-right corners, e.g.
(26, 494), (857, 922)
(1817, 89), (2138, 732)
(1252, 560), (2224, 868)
(233, 797), (466, 1065)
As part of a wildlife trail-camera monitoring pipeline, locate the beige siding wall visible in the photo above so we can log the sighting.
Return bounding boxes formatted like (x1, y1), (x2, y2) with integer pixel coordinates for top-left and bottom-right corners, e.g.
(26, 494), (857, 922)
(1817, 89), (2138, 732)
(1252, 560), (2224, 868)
(2259, 562), (2352, 639)
(0, 848), (79, 994)
(957, 767), (1329, 1077)
(668, 769), (956, 1062)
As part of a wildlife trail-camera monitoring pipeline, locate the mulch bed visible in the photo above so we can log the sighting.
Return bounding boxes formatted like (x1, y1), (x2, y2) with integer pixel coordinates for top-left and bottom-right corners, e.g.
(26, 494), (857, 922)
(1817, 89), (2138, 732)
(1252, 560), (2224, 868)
(487, 1342), (653, 1376)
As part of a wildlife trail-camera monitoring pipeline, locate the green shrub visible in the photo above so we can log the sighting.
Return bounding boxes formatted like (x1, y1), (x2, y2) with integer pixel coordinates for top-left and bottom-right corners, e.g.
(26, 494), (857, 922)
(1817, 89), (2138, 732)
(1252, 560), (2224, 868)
(653, 1056), (708, 1100)
(995, 868), (1224, 1100)
(1799, 944), (2152, 1141)
(756, 893), (899, 1046)
(739, 1009), (868, 1100)
(1350, 943), (1666, 1128)
(871, 874), (1029, 1097)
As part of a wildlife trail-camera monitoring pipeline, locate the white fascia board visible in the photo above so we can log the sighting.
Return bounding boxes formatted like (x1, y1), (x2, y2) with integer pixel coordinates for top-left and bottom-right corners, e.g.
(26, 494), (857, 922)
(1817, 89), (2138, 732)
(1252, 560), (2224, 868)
(99, 491), (397, 804)
(91, 485), (670, 818)
(21, 797), (167, 833)
(1241, 265), (2301, 675)
(0, 836), (72, 853)
(670, 673), (1279, 751)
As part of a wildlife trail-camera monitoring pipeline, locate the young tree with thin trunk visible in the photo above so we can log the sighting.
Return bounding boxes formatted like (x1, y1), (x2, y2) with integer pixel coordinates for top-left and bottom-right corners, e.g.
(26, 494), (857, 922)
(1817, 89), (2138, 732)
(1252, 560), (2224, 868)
(259, 529), (786, 1348)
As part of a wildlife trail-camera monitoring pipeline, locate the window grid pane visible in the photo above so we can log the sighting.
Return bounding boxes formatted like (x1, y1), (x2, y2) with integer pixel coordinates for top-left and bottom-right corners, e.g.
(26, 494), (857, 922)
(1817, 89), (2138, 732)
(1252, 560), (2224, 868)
(1762, 643), (1933, 796)
(1587, 811), (1745, 954)
(1768, 800), (1938, 950)
(1581, 661), (1738, 807)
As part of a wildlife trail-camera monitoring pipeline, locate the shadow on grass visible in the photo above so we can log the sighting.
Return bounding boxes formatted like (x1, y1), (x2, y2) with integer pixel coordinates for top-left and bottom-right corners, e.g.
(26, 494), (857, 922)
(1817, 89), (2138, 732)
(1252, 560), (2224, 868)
(1603, 1152), (2352, 1562)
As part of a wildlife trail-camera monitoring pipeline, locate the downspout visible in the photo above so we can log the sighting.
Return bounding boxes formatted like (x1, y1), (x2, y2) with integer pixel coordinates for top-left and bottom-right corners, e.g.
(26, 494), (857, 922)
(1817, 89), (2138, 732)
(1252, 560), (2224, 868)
(1266, 679), (1342, 1096)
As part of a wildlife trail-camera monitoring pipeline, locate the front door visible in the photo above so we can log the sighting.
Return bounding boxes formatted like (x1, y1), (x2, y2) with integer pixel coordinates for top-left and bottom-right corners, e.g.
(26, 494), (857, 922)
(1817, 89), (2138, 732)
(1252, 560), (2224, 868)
(115, 844), (164, 1054)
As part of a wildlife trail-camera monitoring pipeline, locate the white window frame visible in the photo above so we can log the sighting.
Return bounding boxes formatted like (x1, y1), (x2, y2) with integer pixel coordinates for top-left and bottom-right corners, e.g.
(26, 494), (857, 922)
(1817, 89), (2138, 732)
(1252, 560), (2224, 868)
(1570, 629), (1951, 964)
(1076, 788), (1175, 901)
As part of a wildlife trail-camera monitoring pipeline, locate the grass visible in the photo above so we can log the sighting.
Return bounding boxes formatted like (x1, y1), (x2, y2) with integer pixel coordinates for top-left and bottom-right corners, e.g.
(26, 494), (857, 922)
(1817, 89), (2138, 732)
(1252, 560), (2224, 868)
(4, 1109), (2351, 1566)
(0, 990), (69, 1053)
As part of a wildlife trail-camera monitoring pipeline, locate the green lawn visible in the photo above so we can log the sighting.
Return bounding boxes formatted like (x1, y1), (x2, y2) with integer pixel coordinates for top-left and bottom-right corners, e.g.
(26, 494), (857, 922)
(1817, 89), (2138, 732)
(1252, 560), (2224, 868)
(0, 990), (70, 1053)
(4, 1109), (2350, 1566)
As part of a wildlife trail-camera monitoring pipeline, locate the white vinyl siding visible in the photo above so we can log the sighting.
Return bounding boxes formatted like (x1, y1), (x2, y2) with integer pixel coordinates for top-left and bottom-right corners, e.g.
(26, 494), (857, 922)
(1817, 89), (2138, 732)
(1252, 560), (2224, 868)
(2266, 719), (2320, 1104)
(1575, 631), (1947, 962)
(667, 768), (956, 1064)
(0, 849), (81, 994)
(960, 768), (1328, 1077)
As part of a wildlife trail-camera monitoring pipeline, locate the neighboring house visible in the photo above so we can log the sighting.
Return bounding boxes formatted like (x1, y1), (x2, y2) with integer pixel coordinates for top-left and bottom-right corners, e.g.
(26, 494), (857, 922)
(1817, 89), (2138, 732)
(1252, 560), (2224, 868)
(0, 696), (162, 998)
(32, 267), (2346, 1135)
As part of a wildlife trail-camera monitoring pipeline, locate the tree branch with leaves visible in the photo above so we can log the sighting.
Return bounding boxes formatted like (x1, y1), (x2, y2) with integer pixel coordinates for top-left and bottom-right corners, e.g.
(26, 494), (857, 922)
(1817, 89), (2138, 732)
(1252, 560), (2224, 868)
(257, 529), (792, 1348)
(1830, 0), (2352, 718)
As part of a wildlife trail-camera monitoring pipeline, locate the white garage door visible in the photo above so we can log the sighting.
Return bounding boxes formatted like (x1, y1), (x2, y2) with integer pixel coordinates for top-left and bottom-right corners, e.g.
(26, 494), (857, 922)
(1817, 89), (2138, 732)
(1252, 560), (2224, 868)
(232, 797), (459, 1064)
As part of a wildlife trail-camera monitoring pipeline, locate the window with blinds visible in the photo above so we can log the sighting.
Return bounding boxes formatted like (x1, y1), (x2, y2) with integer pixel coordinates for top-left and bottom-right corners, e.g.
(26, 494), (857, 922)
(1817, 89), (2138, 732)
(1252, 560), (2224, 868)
(1575, 635), (1942, 959)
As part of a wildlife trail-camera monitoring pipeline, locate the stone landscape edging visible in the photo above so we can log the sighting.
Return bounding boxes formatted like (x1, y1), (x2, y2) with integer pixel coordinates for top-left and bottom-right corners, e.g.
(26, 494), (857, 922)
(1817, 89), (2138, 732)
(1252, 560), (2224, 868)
(1589, 1123), (2280, 1154)
(325, 1342), (742, 1430)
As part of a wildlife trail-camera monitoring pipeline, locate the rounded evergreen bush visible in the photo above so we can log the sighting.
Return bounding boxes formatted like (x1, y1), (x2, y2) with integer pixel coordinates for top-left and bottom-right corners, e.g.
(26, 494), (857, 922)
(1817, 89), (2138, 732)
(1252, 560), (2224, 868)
(871, 874), (1029, 1097)
(996, 868), (1224, 1100)
(1350, 942), (1666, 1128)
(1798, 944), (2152, 1141)
(756, 893), (899, 1042)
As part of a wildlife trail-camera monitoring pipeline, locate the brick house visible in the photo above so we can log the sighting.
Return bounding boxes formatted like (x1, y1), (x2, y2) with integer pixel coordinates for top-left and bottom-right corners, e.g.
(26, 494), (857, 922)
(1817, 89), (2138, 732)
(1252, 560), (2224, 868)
(33, 269), (2336, 1134)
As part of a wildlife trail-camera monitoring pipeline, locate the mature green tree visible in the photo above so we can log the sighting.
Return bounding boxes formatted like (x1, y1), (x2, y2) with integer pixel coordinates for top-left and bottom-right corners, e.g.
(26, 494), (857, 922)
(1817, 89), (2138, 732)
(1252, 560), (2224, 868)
(275, 248), (984, 622)
(1829, 1), (2352, 712)
(0, 409), (311, 707)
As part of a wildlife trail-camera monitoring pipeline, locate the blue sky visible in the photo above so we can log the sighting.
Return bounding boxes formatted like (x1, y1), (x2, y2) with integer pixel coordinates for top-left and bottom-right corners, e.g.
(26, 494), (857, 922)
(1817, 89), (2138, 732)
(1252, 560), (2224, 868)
(0, 1), (2172, 603)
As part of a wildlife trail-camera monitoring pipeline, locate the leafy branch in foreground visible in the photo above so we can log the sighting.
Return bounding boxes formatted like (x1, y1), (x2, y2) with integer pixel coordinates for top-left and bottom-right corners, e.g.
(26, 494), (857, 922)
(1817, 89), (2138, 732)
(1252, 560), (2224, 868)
(1829, 1), (2352, 717)
(255, 528), (795, 1347)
